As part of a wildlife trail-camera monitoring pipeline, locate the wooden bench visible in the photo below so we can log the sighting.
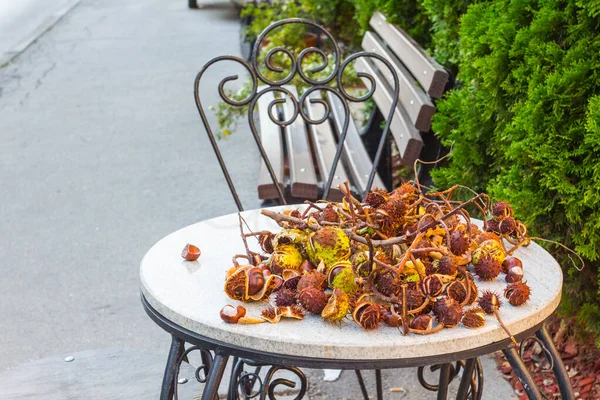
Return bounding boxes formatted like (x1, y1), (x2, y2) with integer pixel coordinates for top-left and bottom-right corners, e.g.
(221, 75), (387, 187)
(255, 12), (450, 202)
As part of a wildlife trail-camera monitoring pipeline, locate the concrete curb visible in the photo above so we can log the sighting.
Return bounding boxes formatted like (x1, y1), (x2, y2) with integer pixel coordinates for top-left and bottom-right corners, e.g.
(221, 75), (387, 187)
(0, 0), (81, 66)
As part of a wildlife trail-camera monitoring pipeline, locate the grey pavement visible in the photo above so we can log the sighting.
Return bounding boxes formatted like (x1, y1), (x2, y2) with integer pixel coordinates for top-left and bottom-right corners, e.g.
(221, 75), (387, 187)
(0, 0), (81, 65)
(0, 0), (515, 398)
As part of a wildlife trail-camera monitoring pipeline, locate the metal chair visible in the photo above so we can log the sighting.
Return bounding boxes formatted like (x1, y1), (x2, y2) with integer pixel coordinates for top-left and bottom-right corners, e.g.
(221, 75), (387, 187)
(192, 18), (483, 400)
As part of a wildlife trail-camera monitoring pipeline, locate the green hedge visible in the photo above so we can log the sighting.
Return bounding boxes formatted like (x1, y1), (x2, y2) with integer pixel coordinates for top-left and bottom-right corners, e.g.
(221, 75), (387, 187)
(351, 0), (600, 344)
(432, 0), (600, 345)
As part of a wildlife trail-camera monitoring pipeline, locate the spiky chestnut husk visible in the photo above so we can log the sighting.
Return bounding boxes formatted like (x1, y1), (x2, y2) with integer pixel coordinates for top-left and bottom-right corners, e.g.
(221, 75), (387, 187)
(421, 275), (444, 297)
(305, 226), (350, 270)
(258, 232), (275, 254)
(283, 304), (305, 319)
(432, 297), (463, 328)
(261, 305), (305, 323)
(410, 314), (433, 331)
(261, 306), (281, 323)
(437, 255), (458, 276)
(353, 302), (381, 330)
(450, 230), (469, 256)
(273, 228), (305, 247)
(224, 267), (247, 301)
(298, 286), (328, 314)
(505, 266), (524, 283)
(406, 282), (426, 310)
(422, 258), (436, 276)
(375, 272), (402, 297)
(269, 244), (304, 274)
(274, 288), (297, 307)
(486, 217), (500, 232)
(351, 251), (372, 277)
(364, 190), (387, 208)
(446, 281), (468, 304)
(504, 282), (531, 306)
(283, 275), (301, 291)
(474, 255), (502, 281)
(474, 231), (501, 245)
(473, 240), (506, 265)
(321, 288), (350, 322)
(328, 265), (358, 294)
(297, 270), (328, 292)
(391, 183), (418, 198)
(498, 217), (516, 235)
(502, 256), (523, 274)
(462, 307), (486, 328)
(478, 291), (502, 314)
(466, 278), (478, 305)
(321, 204), (339, 223)
(492, 201), (514, 218)
(381, 198), (407, 221)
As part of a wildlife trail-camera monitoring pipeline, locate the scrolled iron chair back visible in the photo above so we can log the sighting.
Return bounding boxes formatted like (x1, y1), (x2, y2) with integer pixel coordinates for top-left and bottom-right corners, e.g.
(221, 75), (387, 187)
(194, 18), (399, 212)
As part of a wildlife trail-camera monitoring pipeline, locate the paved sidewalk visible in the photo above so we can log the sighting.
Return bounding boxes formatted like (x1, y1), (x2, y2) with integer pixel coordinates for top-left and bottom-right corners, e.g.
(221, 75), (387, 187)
(0, 0), (515, 398)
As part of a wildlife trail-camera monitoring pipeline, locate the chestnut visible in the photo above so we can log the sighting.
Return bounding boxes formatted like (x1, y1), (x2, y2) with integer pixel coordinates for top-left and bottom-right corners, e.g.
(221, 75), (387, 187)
(246, 267), (265, 296)
(219, 305), (264, 324)
(381, 307), (402, 328)
(410, 314), (433, 331)
(501, 256), (522, 274)
(505, 266), (524, 283)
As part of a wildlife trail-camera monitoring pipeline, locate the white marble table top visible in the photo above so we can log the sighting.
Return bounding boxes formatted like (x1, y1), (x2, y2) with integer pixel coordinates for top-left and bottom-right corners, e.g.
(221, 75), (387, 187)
(140, 206), (562, 361)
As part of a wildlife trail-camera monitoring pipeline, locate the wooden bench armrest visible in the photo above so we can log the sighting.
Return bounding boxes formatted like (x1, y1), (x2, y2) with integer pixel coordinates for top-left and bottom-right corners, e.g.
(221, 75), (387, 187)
(362, 32), (435, 132)
(354, 57), (424, 165)
(369, 11), (449, 98)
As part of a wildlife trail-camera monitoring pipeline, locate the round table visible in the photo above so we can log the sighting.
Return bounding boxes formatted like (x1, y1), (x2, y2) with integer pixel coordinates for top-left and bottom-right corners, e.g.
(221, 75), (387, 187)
(140, 206), (573, 400)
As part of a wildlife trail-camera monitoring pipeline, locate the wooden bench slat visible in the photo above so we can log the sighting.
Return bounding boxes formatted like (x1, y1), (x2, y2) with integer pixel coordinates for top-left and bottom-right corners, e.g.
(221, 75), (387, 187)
(305, 92), (350, 202)
(362, 31), (435, 132)
(281, 86), (319, 200)
(327, 93), (387, 193)
(256, 87), (285, 200)
(354, 57), (424, 165)
(369, 11), (449, 99)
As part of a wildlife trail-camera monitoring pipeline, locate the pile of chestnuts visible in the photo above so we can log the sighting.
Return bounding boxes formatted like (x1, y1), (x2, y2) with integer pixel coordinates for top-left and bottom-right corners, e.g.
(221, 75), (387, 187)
(218, 183), (534, 340)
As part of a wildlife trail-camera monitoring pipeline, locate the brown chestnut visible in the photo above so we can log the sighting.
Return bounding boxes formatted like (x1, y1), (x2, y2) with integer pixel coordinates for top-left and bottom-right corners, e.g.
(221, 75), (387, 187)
(219, 305), (246, 323)
(505, 266), (524, 283)
(181, 243), (201, 261)
(381, 307), (402, 327)
(219, 305), (264, 324)
(501, 256), (522, 274)
(300, 260), (315, 272)
(410, 314), (433, 331)
(246, 267), (266, 296)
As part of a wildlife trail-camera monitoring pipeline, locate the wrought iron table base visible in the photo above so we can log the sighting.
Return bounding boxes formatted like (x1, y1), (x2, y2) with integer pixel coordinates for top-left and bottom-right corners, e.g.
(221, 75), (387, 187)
(145, 296), (573, 400)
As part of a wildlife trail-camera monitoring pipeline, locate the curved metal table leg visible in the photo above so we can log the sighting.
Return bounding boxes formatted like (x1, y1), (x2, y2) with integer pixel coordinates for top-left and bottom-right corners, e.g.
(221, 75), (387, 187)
(502, 346), (543, 400)
(456, 359), (475, 400)
(161, 335), (186, 400)
(535, 325), (574, 399)
(437, 363), (452, 400)
(202, 352), (229, 400)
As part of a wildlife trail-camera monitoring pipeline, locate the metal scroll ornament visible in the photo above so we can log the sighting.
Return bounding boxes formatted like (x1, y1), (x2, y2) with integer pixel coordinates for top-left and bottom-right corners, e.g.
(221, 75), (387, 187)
(193, 18), (400, 211)
(228, 358), (307, 400)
